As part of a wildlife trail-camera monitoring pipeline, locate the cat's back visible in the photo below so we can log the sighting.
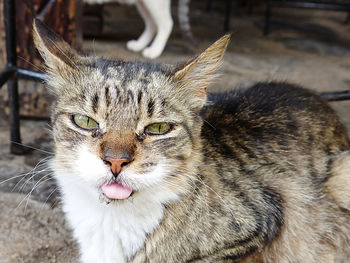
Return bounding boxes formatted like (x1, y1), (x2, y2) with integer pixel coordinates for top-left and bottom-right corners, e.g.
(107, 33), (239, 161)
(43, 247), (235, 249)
(202, 82), (349, 152)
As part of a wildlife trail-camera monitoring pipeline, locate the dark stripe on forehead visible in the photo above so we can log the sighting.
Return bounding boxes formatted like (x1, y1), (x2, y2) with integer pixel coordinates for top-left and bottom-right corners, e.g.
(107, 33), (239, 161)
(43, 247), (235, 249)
(80, 92), (86, 102)
(127, 90), (134, 104)
(140, 78), (150, 86)
(92, 93), (99, 113)
(161, 99), (168, 107)
(148, 98), (155, 118)
(137, 90), (142, 105)
(105, 86), (111, 107)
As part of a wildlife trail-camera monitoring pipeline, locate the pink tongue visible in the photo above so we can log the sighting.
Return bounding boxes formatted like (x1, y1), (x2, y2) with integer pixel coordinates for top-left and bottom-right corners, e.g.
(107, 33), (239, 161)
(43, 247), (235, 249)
(101, 182), (133, 200)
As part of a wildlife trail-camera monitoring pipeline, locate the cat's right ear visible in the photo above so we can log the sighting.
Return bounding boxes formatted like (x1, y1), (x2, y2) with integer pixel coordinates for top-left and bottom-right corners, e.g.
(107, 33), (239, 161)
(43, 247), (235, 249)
(33, 19), (80, 72)
(171, 35), (230, 110)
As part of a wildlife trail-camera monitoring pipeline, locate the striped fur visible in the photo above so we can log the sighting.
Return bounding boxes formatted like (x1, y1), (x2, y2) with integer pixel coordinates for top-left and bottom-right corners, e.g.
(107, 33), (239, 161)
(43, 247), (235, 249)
(33, 19), (350, 263)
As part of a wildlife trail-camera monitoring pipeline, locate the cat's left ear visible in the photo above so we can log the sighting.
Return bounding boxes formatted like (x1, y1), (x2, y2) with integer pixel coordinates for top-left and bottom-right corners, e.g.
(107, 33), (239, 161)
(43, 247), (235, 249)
(32, 19), (81, 72)
(172, 35), (230, 108)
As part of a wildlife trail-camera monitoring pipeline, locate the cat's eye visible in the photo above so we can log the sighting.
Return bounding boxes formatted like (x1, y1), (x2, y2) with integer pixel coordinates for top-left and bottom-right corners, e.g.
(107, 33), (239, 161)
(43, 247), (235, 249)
(73, 114), (98, 130)
(145, 122), (172, 135)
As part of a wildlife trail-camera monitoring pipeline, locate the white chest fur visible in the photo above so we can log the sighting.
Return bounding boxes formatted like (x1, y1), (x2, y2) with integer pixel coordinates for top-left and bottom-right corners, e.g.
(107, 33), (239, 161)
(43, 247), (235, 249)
(57, 179), (173, 263)
(52, 146), (179, 262)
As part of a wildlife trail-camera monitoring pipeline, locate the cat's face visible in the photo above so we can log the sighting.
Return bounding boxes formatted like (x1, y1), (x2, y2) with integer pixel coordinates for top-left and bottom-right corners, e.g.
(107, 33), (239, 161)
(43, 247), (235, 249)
(33, 19), (229, 203)
(50, 60), (202, 202)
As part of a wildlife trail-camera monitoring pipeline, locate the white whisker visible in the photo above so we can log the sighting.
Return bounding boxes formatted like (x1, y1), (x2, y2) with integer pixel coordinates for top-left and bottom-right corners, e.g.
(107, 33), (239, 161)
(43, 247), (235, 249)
(17, 174), (53, 211)
(41, 186), (58, 210)
(18, 56), (46, 73)
(10, 141), (54, 155)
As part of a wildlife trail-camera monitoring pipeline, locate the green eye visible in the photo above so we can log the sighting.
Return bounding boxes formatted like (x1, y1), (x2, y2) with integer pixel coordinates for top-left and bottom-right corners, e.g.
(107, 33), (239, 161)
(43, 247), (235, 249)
(145, 122), (172, 135)
(73, 114), (98, 130)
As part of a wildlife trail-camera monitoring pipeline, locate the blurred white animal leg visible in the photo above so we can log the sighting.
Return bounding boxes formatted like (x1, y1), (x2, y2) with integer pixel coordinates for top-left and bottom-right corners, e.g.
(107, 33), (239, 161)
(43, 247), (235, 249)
(127, 0), (157, 52)
(142, 0), (173, 59)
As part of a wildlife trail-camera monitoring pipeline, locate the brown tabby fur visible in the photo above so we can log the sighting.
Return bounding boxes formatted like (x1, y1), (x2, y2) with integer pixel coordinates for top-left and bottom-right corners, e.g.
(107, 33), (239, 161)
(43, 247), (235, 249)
(33, 19), (350, 262)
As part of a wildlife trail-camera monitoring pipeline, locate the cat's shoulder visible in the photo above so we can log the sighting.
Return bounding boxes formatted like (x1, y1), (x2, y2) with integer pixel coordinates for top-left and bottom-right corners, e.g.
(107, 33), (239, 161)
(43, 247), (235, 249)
(203, 82), (330, 120)
(208, 82), (324, 109)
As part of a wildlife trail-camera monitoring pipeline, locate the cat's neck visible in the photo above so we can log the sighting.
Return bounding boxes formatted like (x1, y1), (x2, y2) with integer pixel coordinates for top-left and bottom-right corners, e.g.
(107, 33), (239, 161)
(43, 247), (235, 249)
(58, 173), (180, 262)
(53, 127), (205, 262)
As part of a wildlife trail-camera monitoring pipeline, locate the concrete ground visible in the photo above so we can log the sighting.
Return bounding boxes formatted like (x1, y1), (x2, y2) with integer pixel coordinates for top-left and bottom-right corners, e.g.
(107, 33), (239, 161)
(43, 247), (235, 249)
(0, 2), (349, 262)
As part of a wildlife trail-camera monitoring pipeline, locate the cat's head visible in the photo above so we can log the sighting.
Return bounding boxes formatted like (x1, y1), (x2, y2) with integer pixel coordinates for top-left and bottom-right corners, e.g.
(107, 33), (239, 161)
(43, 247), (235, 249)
(33, 19), (229, 204)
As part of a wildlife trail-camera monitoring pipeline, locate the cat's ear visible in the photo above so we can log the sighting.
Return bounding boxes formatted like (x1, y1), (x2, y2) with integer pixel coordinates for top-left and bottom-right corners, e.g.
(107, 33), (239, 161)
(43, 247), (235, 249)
(32, 19), (80, 72)
(172, 35), (230, 107)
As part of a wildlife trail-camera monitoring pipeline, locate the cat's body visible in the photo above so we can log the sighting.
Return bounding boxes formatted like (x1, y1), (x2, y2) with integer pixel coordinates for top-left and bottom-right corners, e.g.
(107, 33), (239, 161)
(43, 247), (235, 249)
(84, 0), (194, 59)
(33, 19), (350, 263)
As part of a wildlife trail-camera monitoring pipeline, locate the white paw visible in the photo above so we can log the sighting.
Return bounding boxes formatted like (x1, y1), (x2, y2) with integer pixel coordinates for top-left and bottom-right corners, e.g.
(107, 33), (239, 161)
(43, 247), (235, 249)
(142, 47), (162, 59)
(126, 40), (144, 52)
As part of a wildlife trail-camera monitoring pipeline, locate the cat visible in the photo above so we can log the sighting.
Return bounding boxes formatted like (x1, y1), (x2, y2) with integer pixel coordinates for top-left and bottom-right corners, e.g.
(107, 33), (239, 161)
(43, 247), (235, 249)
(33, 18), (350, 263)
(83, 0), (195, 59)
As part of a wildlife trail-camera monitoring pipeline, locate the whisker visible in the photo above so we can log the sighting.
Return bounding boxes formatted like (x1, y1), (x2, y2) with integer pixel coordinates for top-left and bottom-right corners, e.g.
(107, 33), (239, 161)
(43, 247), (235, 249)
(18, 56), (46, 73)
(0, 172), (33, 186)
(17, 174), (53, 211)
(201, 116), (216, 130)
(25, 175), (54, 211)
(17, 167), (51, 192)
(48, 37), (82, 73)
(41, 186), (58, 210)
(13, 157), (52, 192)
(0, 158), (49, 189)
(10, 141), (54, 155)
(12, 166), (49, 191)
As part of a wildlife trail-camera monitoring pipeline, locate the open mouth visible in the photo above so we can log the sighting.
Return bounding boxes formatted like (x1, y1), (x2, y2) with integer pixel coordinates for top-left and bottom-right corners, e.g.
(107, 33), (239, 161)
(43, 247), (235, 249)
(101, 181), (133, 200)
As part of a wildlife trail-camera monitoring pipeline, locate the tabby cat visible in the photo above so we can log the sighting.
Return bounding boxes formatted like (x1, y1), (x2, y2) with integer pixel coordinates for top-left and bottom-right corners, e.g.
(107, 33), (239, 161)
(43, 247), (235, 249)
(33, 19), (350, 263)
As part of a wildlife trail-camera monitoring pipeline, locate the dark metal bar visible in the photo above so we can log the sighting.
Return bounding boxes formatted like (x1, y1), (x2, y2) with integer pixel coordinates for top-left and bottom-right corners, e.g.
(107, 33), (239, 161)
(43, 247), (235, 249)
(0, 0), (48, 155)
(17, 68), (47, 81)
(0, 68), (46, 89)
(268, 1), (350, 11)
(224, 0), (231, 32)
(0, 67), (15, 89)
(3, 0), (26, 154)
(7, 76), (25, 154)
(4, 0), (16, 68)
(320, 90), (350, 101)
(264, 1), (350, 36)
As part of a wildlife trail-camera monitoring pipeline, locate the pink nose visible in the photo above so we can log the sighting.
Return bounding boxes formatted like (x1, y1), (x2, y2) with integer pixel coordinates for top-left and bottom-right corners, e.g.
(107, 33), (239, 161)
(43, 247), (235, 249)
(103, 157), (131, 176)
(103, 149), (132, 177)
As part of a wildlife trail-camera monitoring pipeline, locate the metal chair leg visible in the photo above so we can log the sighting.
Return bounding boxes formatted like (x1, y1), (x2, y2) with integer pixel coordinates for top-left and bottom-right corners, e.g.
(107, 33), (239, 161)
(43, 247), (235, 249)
(3, 0), (28, 154)
(224, 0), (231, 32)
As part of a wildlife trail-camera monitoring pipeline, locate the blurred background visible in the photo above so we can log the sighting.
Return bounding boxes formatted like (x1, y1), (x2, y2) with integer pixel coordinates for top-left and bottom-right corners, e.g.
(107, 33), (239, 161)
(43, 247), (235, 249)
(0, 0), (349, 261)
